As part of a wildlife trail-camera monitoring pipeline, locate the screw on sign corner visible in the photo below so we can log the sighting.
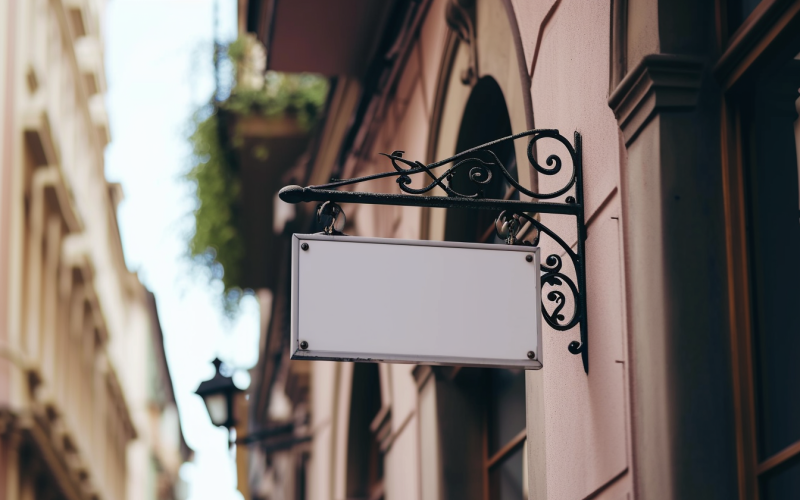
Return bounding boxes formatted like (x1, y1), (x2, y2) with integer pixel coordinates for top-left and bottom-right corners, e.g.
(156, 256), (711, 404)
(526, 254), (533, 262)
(300, 341), (309, 350)
(527, 351), (536, 359)
(301, 243), (309, 251)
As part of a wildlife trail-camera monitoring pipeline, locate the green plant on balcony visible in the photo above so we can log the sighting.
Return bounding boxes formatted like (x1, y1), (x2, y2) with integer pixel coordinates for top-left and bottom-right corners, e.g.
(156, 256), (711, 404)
(186, 34), (327, 314)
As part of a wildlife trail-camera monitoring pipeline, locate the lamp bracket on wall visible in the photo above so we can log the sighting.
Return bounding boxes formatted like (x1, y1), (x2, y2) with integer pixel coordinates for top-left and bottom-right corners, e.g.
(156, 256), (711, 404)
(280, 129), (589, 373)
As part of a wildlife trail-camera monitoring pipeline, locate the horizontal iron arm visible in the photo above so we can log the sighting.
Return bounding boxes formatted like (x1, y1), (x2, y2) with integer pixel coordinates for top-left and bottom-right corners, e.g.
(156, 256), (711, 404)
(278, 185), (582, 216)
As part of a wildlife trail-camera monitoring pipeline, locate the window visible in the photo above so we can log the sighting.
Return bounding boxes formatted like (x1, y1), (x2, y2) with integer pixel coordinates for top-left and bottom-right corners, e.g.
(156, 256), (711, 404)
(345, 363), (384, 500)
(741, 43), (800, 498)
(485, 369), (528, 500)
(443, 76), (528, 500)
(425, 367), (527, 500)
(445, 76), (517, 244)
(727, 0), (764, 33)
(719, 4), (800, 499)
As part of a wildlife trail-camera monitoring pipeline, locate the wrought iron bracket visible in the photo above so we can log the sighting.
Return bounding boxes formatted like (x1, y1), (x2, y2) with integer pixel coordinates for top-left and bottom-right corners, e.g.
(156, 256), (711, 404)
(279, 129), (589, 373)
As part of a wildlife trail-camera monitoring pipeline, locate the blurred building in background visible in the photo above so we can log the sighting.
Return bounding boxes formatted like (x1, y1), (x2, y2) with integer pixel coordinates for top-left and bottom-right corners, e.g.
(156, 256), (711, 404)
(126, 292), (193, 500)
(208, 0), (800, 499)
(0, 0), (191, 498)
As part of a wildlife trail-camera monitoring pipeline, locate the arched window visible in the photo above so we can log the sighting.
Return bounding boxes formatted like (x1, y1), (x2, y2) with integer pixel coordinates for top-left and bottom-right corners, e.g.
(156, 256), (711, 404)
(445, 76), (517, 244)
(418, 1), (535, 496)
(432, 75), (528, 500)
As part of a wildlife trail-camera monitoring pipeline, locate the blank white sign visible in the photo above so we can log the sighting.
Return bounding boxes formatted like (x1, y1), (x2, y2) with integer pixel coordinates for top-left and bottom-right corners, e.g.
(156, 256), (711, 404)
(290, 234), (542, 369)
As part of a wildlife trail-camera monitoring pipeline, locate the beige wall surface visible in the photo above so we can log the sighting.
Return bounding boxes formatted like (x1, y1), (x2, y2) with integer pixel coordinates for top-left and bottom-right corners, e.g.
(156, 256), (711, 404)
(0, 0), (186, 497)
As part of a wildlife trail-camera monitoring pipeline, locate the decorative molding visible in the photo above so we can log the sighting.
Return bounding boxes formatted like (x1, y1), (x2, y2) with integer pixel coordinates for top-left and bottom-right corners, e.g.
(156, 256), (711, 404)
(608, 0), (627, 92)
(23, 101), (58, 166)
(608, 54), (705, 146)
(445, 0), (478, 85)
(499, 0), (534, 129)
(529, 0), (562, 84)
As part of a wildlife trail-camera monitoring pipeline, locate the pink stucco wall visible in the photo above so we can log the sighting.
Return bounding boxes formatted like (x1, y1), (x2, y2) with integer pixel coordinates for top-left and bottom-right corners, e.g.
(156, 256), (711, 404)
(518, 0), (632, 498)
(315, 0), (634, 498)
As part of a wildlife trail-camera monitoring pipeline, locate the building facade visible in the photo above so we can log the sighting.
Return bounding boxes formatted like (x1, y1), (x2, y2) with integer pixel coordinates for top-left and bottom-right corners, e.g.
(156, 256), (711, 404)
(0, 0), (191, 498)
(125, 293), (192, 500)
(227, 0), (800, 499)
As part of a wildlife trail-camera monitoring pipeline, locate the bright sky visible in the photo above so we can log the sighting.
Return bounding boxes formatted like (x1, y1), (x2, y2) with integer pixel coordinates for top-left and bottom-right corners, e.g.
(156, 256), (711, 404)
(104, 0), (260, 498)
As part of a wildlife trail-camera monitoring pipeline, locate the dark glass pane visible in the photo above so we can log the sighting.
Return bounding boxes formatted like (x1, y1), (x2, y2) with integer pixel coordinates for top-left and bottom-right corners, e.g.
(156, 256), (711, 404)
(761, 458), (800, 500)
(445, 76), (516, 244)
(489, 444), (526, 500)
(488, 369), (526, 455)
(745, 47), (800, 460)
(728, 0), (763, 33)
(346, 363), (383, 498)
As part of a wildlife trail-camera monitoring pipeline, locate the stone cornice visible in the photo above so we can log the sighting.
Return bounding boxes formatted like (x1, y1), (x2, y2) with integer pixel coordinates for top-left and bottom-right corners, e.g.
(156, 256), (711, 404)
(608, 54), (705, 146)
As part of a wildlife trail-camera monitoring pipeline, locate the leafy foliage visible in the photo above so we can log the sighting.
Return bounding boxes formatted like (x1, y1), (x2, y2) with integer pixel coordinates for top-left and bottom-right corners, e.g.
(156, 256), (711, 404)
(222, 72), (328, 128)
(186, 36), (327, 314)
(187, 110), (243, 304)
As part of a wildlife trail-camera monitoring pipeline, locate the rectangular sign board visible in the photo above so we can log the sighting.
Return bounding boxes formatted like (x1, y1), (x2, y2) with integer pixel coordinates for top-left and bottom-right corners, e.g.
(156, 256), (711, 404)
(290, 234), (542, 369)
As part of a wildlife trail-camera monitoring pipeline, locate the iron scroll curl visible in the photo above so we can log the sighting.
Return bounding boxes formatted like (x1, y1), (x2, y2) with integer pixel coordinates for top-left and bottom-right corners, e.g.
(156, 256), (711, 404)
(279, 129), (589, 373)
(306, 129), (577, 201)
(496, 210), (583, 348)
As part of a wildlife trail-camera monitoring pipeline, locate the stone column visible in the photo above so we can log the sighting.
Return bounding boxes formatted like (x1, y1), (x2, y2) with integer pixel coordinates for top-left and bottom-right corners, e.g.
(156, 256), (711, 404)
(608, 2), (738, 495)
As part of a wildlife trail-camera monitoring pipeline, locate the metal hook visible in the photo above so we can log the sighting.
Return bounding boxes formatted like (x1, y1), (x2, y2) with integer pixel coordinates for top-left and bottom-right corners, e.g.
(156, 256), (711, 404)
(495, 211), (520, 245)
(317, 201), (347, 235)
(495, 211), (541, 245)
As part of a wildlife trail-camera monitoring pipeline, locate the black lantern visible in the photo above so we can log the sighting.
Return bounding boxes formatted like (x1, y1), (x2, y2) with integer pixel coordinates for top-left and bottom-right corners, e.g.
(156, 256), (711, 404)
(195, 358), (243, 429)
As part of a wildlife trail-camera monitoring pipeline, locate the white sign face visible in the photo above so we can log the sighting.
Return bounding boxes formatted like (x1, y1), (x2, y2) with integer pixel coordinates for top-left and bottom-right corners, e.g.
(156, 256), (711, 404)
(290, 234), (542, 369)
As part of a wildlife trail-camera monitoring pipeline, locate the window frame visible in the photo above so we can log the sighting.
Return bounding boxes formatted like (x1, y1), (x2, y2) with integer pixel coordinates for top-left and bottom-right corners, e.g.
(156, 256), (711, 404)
(482, 369), (528, 500)
(484, 427), (527, 500)
(716, 1), (800, 498)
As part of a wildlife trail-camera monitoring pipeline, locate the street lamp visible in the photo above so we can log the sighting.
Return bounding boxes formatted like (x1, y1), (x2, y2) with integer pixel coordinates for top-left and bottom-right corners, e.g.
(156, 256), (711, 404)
(195, 358), (312, 451)
(195, 358), (243, 429)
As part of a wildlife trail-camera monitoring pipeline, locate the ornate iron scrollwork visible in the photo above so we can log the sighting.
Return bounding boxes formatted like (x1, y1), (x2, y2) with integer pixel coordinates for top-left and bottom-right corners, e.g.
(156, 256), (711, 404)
(279, 129), (589, 373)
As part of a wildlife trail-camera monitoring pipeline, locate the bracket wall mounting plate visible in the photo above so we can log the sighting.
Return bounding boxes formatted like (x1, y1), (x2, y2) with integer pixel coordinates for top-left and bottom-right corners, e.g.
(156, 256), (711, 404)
(279, 129), (589, 373)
